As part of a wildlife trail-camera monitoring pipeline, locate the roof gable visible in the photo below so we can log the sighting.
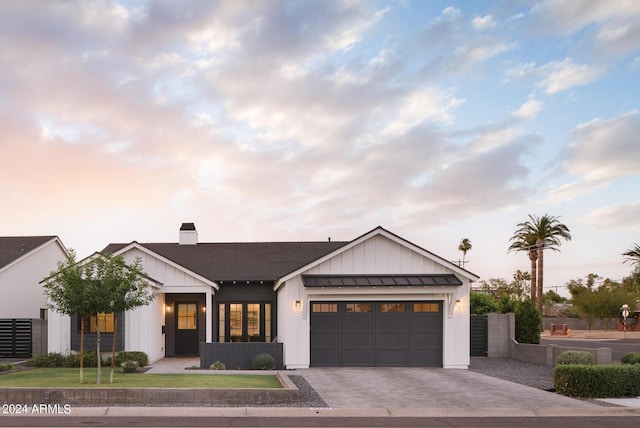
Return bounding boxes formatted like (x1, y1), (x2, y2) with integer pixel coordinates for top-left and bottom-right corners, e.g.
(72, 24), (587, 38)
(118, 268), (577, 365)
(0, 236), (66, 272)
(274, 226), (479, 290)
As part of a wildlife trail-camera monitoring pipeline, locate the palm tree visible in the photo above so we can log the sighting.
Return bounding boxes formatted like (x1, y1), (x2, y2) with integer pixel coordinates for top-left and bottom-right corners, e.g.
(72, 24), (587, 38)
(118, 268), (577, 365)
(509, 214), (571, 311)
(508, 233), (538, 302)
(622, 244), (640, 267)
(458, 238), (472, 268)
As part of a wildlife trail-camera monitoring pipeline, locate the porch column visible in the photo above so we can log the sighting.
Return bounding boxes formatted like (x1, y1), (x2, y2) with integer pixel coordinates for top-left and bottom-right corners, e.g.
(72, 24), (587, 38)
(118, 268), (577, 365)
(205, 288), (213, 342)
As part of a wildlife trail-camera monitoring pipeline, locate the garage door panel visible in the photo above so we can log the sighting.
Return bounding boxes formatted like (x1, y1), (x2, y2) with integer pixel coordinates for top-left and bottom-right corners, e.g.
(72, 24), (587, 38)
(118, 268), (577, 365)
(342, 315), (374, 332)
(376, 349), (408, 366)
(342, 350), (375, 366)
(375, 317), (407, 333)
(310, 300), (443, 367)
(342, 333), (374, 348)
(376, 333), (408, 348)
(410, 350), (442, 367)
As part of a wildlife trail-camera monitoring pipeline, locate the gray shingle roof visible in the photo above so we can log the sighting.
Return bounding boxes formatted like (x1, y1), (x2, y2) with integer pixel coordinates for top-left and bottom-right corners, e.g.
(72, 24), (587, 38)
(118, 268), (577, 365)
(102, 241), (349, 282)
(0, 236), (57, 270)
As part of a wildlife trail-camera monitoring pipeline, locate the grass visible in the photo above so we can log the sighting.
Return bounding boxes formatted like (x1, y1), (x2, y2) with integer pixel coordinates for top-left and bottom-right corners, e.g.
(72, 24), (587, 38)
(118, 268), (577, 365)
(0, 368), (282, 388)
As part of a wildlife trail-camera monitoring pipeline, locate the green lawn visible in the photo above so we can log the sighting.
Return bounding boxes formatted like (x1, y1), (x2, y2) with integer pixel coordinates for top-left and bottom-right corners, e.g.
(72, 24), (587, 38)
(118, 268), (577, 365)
(0, 368), (282, 388)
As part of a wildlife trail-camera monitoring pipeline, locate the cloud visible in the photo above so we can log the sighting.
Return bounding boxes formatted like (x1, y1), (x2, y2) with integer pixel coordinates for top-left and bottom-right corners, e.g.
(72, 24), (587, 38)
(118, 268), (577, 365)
(549, 111), (640, 201)
(526, 0), (640, 56)
(471, 15), (496, 30)
(537, 59), (603, 94)
(584, 200), (640, 230)
(512, 97), (543, 119)
(527, 0), (640, 35)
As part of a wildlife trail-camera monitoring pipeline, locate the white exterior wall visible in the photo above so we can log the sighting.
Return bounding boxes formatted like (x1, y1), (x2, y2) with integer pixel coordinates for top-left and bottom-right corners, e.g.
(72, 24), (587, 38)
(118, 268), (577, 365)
(125, 293), (165, 363)
(0, 239), (68, 319)
(278, 233), (472, 369)
(47, 310), (71, 354)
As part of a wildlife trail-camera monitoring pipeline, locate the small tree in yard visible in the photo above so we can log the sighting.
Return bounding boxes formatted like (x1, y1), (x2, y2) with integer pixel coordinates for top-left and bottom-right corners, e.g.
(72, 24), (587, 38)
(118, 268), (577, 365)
(43, 252), (154, 384)
(95, 254), (155, 383)
(515, 298), (542, 344)
(43, 250), (94, 383)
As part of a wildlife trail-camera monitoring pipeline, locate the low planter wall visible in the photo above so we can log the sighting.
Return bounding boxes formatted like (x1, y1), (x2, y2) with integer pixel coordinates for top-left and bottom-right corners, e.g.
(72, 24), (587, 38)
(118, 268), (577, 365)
(200, 342), (284, 370)
(510, 340), (612, 366)
(0, 373), (298, 406)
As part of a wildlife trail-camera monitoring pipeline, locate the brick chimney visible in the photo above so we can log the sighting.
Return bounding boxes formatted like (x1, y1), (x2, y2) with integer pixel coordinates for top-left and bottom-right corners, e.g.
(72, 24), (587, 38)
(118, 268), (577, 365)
(179, 223), (198, 245)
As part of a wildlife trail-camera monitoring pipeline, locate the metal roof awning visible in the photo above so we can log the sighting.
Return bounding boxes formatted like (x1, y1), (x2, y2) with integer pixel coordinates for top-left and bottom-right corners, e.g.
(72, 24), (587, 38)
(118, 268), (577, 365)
(302, 274), (463, 287)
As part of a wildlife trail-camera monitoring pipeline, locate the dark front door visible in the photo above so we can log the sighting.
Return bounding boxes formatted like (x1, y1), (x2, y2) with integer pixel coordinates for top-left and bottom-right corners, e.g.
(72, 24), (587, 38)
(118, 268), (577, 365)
(175, 302), (199, 355)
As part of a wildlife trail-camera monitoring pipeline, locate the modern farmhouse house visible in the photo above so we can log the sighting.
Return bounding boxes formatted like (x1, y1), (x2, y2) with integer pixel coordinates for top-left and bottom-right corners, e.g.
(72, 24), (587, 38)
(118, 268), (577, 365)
(48, 224), (478, 369)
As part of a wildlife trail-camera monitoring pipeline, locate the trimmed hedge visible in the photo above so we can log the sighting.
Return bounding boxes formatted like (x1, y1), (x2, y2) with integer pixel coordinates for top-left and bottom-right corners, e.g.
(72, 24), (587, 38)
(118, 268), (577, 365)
(27, 351), (148, 368)
(556, 350), (595, 366)
(621, 353), (640, 365)
(554, 364), (640, 397)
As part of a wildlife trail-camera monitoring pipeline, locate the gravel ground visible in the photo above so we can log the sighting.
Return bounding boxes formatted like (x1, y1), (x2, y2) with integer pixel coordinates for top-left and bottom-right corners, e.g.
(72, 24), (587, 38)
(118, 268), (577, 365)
(469, 357), (555, 391)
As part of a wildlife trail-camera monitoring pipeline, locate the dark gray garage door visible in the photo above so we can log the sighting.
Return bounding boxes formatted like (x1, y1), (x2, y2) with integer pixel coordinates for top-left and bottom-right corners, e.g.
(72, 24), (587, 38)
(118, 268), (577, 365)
(310, 301), (443, 367)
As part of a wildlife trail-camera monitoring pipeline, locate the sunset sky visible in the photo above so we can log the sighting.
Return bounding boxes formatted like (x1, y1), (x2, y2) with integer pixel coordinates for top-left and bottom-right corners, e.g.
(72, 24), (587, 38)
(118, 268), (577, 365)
(2, 1), (639, 295)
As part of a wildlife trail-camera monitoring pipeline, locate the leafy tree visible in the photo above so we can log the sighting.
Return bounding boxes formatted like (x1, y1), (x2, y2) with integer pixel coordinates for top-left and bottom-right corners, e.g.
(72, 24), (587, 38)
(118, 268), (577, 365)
(92, 254), (155, 383)
(458, 238), (472, 268)
(591, 287), (630, 331)
(509, 214), (571, 312)
(470, 291), (498, 315)
(43, 252), (154, 384)
(497, 294), (517, 314)
(544, 290), (567, 304)
(570, 282), (598, 331)
(515, 298), (542, 344)
(43, 250), (93, 383)
(511, 270), (531, 300)
(508, 233), (538, 302)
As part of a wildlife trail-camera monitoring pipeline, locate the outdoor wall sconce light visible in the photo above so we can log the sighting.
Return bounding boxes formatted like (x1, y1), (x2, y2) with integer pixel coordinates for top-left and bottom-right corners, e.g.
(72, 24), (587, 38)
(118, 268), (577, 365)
(295, 300), (302, 311)
(202, 306), (207, 312)
(165, 304), (172, 313)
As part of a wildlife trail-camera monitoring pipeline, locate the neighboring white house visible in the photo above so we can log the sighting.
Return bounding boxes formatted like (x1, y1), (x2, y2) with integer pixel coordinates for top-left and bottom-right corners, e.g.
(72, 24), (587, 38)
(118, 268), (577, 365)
(48, 224), (478, 368)
(0, 236), (70, 357)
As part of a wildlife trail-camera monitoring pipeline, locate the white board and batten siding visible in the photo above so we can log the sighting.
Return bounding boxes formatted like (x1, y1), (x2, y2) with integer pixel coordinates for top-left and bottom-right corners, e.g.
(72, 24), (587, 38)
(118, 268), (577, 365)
(278, 232), (473, 369)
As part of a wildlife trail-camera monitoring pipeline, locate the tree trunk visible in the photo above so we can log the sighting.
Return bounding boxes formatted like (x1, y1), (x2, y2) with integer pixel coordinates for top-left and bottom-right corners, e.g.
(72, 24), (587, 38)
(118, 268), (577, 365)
(110, 315), (117, 384)
(537, 239), (544, 313)
(79, 315), (85, 384)
(529, 250), (537, 303)
(95, 317), (101, 385)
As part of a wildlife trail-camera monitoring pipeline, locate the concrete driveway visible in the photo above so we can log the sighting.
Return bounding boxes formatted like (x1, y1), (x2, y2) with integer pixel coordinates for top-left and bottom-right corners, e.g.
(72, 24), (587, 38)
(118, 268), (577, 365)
(298, 367), (600, 409)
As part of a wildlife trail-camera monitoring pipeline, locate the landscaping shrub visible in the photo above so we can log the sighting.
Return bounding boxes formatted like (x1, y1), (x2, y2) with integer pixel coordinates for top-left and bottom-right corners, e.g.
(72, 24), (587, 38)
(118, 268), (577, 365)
(61, 351), (102, 368)
(120, 360), (140, 373)
(209, 361), (226, 370)
(621, 352), (640, 365)
(26, 352), (65, 368)
(0, 363), (12, 372)
(105, 351), (148, 367)
(554, 364), (640, 397)
(251, 353), (276, 370)
(515, 298), (542, 344)
(556, 350), (595, 366)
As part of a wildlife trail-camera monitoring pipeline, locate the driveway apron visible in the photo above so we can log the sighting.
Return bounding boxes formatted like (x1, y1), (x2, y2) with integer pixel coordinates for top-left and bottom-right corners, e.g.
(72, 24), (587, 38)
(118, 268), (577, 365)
(298, 367), (601, 409)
